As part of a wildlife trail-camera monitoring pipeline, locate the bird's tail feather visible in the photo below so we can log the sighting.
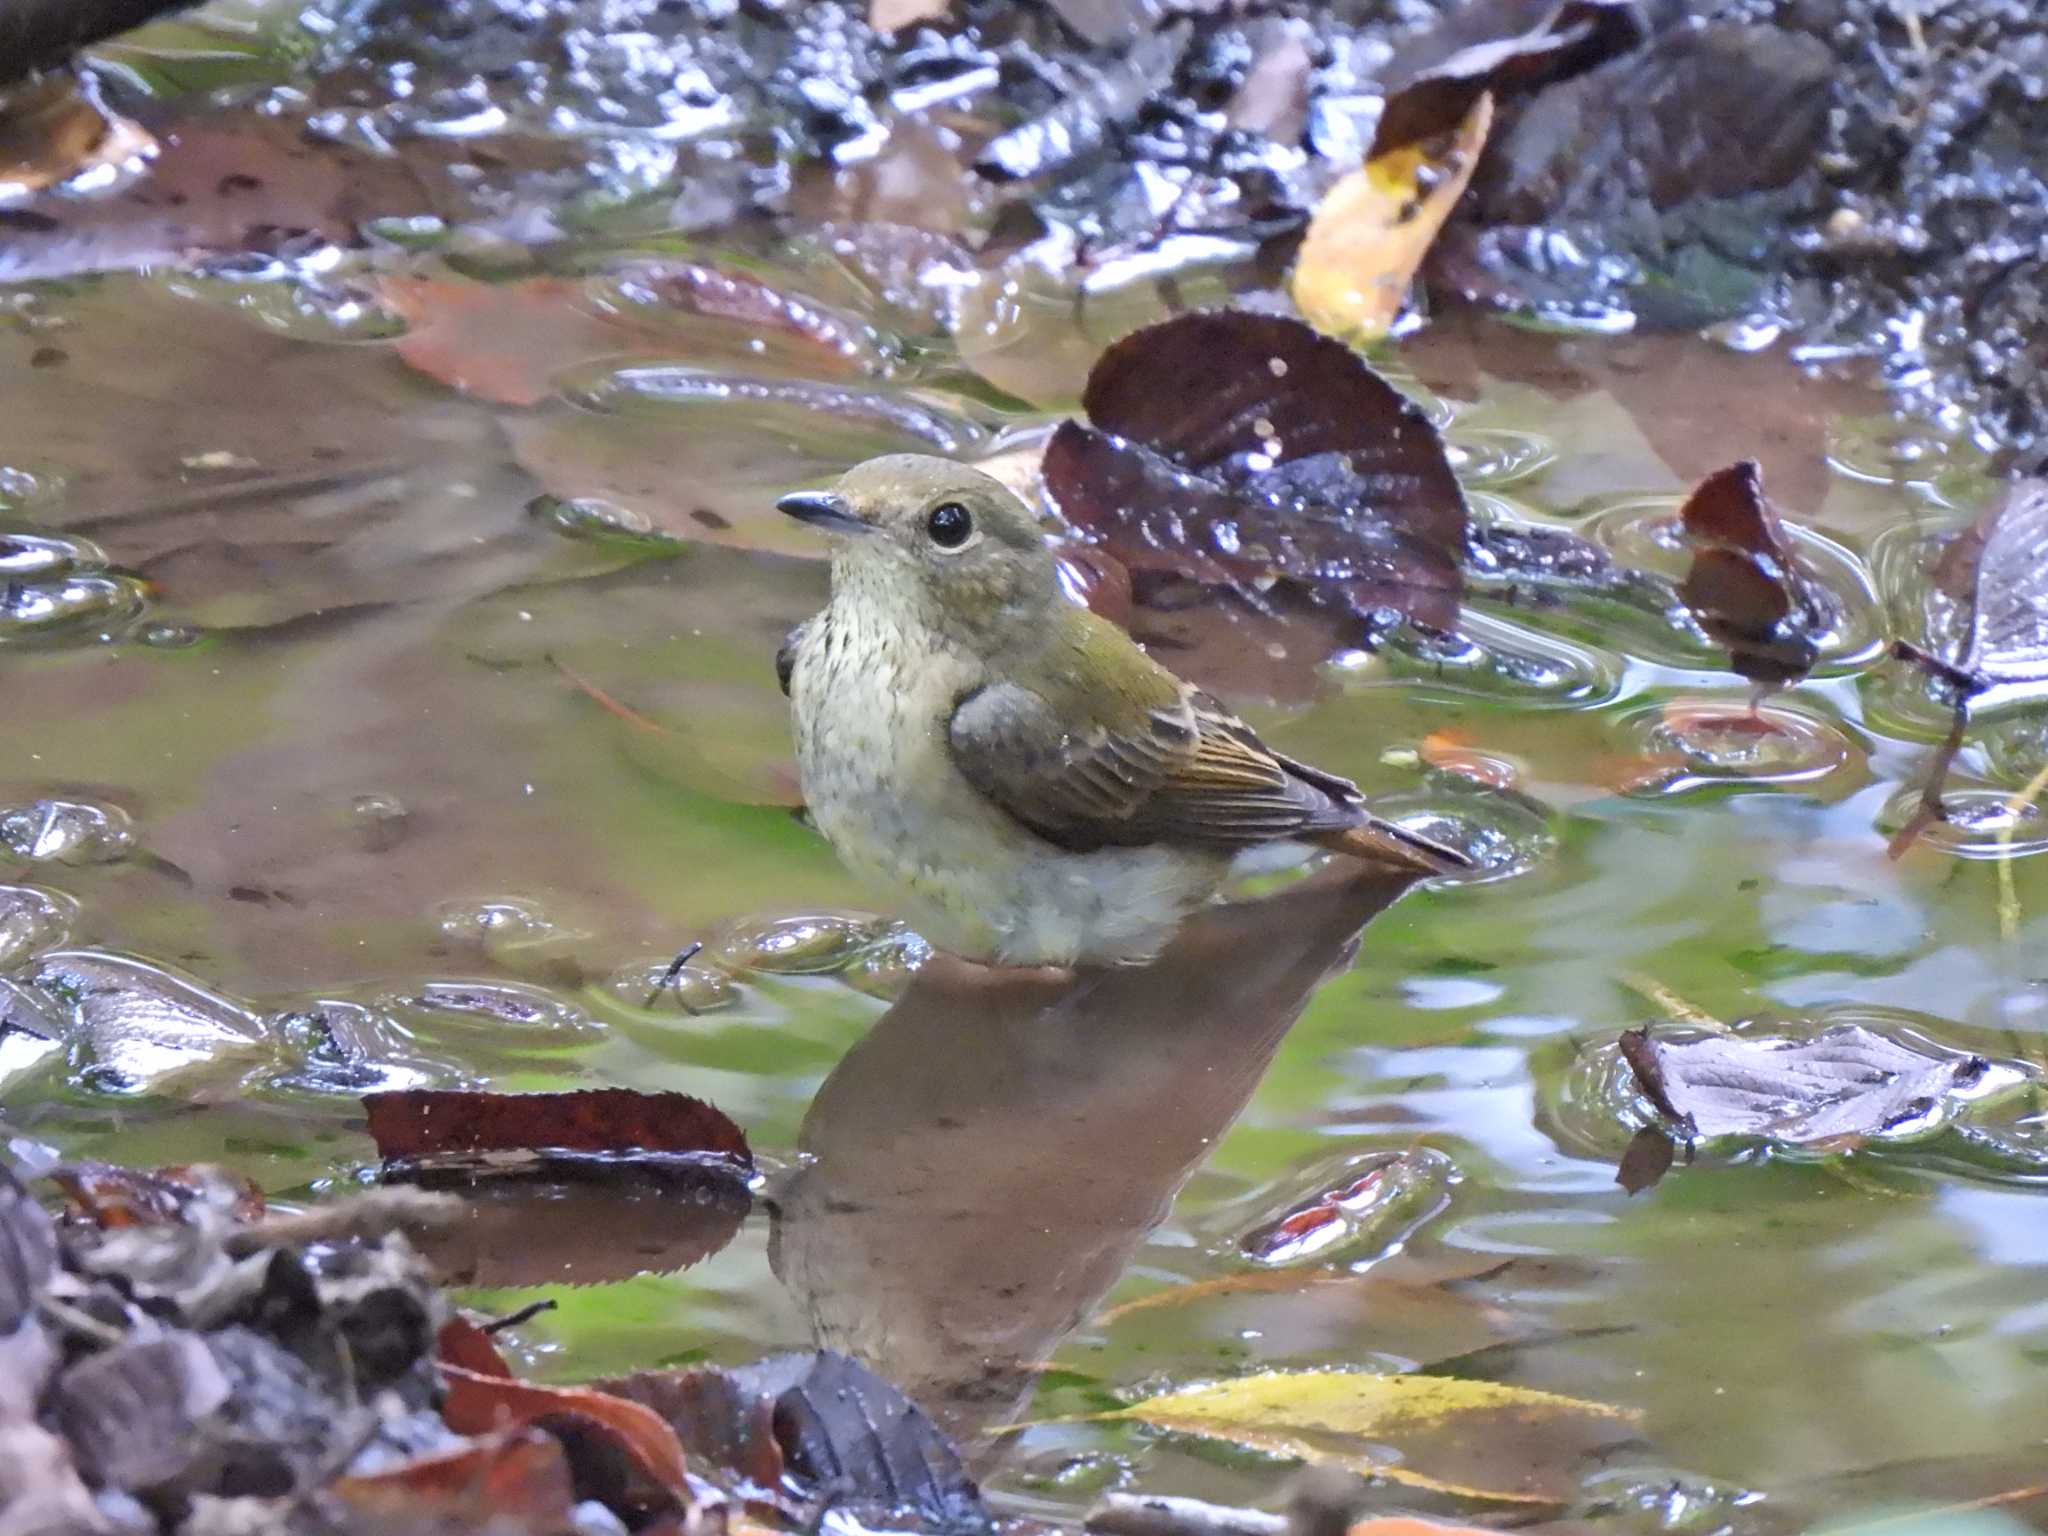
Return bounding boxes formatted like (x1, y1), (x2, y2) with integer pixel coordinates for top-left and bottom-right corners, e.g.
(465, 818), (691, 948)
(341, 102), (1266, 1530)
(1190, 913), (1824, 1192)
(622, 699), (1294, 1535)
(1307, 816), (1473, 875)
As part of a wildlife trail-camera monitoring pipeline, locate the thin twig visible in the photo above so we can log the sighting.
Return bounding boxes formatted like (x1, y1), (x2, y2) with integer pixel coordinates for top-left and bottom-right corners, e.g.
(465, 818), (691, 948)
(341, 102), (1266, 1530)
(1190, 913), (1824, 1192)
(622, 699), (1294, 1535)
(1995, 758), (2048, 941)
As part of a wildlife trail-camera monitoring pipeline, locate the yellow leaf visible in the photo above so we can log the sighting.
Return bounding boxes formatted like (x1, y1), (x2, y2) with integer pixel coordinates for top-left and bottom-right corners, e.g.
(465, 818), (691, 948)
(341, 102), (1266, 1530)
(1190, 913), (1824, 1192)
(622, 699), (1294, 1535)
(1099, 1367), (1635, 1504)
(1290, 93), (1493, 343)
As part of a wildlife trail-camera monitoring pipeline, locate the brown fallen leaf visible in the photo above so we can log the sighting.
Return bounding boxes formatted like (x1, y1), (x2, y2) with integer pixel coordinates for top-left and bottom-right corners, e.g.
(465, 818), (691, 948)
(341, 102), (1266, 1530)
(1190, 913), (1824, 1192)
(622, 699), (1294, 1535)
(364, 1087), (751, 1168)
(1677, 460), (1835, 687)
(1292, 92), (1493, 344)
(438, 1314), (516, 1379)
(1613, 1125), (1677, 1195)
(51, 1161), (265, 1230)
(330, 1429), (576, 1527)
(441, 1364), (693, 1502)
(382, 276), (615, 409)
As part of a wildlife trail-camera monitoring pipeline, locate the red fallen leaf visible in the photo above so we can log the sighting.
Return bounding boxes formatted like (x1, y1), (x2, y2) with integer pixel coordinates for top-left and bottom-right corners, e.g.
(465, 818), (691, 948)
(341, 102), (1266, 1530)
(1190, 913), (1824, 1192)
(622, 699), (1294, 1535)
(438, 1315), (515, 1379)
(363, 1088), (751, 1168)
(600, 261), (889, 375)
(1373, 0), (1647, 154)
(330, 1429), (575, 1525)
(50, 1162), (265, 1230)
(1677, 460), (1834, 686)
(1044, 311), (1467, 647)
(441, 1365), (692, 1501)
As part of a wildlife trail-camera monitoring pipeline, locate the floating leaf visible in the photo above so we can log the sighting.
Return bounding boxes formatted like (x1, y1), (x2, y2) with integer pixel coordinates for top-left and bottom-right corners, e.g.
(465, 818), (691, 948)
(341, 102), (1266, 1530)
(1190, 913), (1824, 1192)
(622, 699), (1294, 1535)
(1093, 1369), (1637, 1503)
(1891, 480), (2048, 852)
(364, 1087), (751, 1169)
(1617, 1024), (2025, 1146)
(1043, 311), (1468, 647)
(1677, 460), (1835, 686)
(1292, 92), (1492, 344)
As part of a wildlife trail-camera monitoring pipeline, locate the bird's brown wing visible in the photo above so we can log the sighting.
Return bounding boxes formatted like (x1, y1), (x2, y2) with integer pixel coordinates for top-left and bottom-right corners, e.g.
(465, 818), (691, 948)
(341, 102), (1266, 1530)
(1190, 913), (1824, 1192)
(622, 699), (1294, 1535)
(948, 681), (1369, 854)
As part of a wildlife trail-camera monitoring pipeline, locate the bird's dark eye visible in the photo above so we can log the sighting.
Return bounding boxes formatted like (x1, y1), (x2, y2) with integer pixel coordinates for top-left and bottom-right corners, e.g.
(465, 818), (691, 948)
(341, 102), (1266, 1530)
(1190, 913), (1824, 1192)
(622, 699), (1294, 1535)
(926, 501), (973, 548)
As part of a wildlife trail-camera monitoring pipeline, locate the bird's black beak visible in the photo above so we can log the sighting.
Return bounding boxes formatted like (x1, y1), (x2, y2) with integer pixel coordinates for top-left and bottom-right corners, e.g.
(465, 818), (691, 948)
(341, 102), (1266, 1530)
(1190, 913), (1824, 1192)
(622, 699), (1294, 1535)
(776, 490), (871, 535)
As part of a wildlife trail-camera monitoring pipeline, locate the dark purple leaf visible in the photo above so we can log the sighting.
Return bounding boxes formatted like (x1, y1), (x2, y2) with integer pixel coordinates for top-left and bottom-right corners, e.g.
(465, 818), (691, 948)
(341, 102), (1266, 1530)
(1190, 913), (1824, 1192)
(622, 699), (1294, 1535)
(1373, 0), (1648, 155)
(1677, 460), (1835, 686)
(364, 1088), (750, 1169)
(1044, 311), (1468, 646)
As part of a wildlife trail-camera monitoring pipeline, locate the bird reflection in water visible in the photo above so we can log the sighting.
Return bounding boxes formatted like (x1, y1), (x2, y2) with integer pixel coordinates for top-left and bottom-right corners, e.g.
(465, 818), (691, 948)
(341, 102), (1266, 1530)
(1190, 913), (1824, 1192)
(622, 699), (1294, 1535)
(770, 865), (1422, 1450)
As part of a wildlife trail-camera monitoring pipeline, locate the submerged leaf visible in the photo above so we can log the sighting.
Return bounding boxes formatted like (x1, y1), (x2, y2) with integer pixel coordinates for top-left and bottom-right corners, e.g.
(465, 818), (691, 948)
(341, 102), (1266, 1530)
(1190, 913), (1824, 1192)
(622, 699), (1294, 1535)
(1292, 93), (1493, 344)
(330, 1430), (575, 1526)
(1098, 1368), (1636, 1503)
(1677, 460), (1835, 686)
(1619, 1024), (2017, 1145)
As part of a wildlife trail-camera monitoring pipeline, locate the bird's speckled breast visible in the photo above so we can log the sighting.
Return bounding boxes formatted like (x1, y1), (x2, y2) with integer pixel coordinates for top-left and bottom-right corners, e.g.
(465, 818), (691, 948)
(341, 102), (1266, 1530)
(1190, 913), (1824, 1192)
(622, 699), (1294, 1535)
(790, 597), (1226, 965)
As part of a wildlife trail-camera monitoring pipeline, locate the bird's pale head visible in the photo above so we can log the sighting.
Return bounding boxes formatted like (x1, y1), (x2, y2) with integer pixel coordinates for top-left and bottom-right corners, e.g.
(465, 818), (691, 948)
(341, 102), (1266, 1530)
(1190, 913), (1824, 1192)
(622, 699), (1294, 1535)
(778, 455), (1060, 656)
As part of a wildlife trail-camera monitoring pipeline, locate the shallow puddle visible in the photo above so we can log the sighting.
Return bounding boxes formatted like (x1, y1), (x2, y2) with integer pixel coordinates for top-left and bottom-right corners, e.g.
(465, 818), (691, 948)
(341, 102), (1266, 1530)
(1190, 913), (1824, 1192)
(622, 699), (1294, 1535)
(5, 5), (2048, 1529)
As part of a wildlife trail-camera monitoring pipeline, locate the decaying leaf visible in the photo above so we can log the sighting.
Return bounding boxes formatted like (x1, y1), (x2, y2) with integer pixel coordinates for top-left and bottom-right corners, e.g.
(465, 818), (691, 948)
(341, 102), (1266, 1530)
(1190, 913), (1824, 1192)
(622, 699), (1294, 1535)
(440, 1364), (693, 1503)
(1291, 93), (1493, 344)
(329, 1430), (576, 1527)
(1371, 0), (1647, 154)
(1613, 1125), (1677, 1195)
(1043, 310), (1468, 647)
(1677, 460), (1836, 686)
(1617, 1023), (2023, 1146)
(1891, 479), (2048, 853)
(1092, 1368), (1636, 1503)
(51, 1160), (266, 1230)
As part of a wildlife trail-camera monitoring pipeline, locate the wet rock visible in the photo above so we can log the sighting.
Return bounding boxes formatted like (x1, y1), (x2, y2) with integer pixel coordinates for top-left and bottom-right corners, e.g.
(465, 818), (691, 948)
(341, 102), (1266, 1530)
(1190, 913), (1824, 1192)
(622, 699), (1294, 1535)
(0, 798), (135, 865)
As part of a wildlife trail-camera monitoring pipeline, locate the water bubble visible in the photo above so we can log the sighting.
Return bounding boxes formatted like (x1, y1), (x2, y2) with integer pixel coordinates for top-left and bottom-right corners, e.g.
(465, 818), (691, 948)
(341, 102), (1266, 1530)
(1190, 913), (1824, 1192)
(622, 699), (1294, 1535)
(134, 622), (208, 651)
(1443, 427), (1557, 488)
(1609, 701), (1854, 798)
(433, 896), (567, 955)
(1876, 784), (2048, 860)
(0, 799), (135, 865)
(349, 793), (411, 854)
(557, 362), (984, 458)
(384, 981), (604, 1043)
(25, 950), (269, 1096)
(526, 494), (674, 549)
(1226, 1147), (1459, 1267)
(266, 1000), (455, 1094)
(1371, 610), (1623, 710)
(838, 927), (933, 1002)
(160, 258), (408, 344)
(710, 912), (895, 976)
(0, 885), (78, 969)
(596, 957), (741, 1016)
(1360, 785), (1554, 885)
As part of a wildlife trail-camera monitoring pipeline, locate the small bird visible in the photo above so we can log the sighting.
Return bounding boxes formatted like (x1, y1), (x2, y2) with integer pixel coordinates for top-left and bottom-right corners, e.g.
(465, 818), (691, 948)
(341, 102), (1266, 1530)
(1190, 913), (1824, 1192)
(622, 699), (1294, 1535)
(776, 455), (1470, 966)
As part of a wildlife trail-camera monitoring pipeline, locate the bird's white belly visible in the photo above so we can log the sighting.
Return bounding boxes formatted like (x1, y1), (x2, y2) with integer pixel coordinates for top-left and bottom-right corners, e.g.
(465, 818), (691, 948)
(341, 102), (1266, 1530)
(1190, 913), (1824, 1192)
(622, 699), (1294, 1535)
(791, 617), (1226, 965)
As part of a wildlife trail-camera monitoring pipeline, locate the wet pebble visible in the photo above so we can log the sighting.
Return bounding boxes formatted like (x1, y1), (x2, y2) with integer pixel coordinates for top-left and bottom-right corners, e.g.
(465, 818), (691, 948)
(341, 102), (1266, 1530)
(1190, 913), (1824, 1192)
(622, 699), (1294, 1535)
(349, 794), (411, 855)
(24, 950), (269, 1095)
(1878, 783), (2048, 859)
(266, 1000), (457, 1094)
(0, 527), (149, 647)
(710, 912), (895, 977)
(526, 494), (672, 548)
(432, 896), (572, 958)
(0, 884), (77, 969)
(0, 799), (135, 865)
